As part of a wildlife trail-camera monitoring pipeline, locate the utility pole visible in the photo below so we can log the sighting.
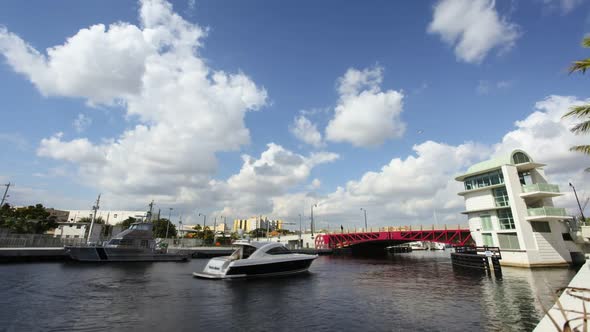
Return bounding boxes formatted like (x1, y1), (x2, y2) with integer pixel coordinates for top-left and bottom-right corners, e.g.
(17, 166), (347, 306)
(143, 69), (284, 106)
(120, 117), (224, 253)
(87, 194), (101, 244)
(311, 204), (317, 238)
(147, 200), (154, 223)
(266, 217), (270, 242)
(0, 182), (11, 207)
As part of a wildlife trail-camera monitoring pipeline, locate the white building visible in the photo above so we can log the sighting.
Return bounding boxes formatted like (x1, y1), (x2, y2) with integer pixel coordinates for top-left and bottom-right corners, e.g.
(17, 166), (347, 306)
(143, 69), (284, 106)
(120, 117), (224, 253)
(456, 150), (582, 267)
(53, 222), (103, 242)
(67, 210), (148, 225)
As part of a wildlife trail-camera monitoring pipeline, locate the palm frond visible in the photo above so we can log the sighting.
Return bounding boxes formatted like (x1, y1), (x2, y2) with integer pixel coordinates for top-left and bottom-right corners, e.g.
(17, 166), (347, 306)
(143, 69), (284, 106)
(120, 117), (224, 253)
(569, 59), (590, 74)
(583, 36), (590, 48)
(570, 120), (590, 134)
(569, 145), (590, 154)
(563, 104), (590, 119)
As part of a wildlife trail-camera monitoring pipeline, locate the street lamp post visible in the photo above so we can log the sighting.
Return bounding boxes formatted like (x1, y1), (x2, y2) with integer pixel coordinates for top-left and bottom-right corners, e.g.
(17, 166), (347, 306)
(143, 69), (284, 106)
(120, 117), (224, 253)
(311, 204), (317, 238)
(199, 213), (207, 232)
(569, 182), (587, 223)
(165, 207), (173, 239)
(360, 208), (367, 231)
(299, 213), (303, 248)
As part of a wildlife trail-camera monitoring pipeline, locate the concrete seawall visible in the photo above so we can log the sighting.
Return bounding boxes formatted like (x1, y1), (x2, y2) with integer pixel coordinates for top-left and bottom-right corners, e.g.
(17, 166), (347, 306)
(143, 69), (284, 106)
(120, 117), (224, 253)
(0, 248), (69, 262)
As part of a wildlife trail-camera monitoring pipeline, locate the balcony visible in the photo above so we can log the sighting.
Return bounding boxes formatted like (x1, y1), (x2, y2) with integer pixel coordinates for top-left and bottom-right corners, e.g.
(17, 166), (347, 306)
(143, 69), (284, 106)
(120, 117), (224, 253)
(520, 183), (562, 199)
(526, 207), (572, 221)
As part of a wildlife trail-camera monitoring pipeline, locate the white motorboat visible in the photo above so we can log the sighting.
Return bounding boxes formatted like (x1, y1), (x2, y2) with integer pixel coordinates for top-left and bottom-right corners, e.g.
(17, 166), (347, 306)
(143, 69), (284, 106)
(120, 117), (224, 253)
(67, 222), (189, 262)
(193, 240), (317, 279)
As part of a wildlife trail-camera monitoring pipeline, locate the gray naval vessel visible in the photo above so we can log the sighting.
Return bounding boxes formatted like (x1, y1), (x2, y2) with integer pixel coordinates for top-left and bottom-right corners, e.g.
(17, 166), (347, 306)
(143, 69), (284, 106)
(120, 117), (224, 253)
(67, 222), (189, 262)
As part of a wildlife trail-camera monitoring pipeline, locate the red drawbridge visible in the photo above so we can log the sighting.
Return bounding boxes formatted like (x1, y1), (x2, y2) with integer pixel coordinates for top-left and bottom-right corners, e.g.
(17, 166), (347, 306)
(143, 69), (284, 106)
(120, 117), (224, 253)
(315, 225), (472, 249)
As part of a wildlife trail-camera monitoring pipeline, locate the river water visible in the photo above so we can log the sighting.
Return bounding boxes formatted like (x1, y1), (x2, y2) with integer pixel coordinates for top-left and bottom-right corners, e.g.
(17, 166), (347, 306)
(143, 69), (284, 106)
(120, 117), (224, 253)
(0, 251), (577, 332)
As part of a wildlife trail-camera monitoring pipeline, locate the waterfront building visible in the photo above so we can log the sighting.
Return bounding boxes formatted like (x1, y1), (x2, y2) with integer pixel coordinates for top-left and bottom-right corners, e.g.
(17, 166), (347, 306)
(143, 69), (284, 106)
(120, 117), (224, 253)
(53, 222), (103, 242)
(456, 150), (582, 267)
(232, 217), (283, 232)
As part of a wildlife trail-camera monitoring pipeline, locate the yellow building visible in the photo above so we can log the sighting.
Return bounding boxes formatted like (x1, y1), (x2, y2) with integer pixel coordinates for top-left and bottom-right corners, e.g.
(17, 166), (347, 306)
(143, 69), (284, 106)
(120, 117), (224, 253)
(232, 216), (283, 232)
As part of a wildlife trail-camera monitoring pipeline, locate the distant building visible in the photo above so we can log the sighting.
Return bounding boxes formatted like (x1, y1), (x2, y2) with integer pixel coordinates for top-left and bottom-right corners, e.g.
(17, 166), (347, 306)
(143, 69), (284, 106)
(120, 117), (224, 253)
(456, 150), (582, 267)
(67, 210), (148, 225)
(232, 217), (283, 232)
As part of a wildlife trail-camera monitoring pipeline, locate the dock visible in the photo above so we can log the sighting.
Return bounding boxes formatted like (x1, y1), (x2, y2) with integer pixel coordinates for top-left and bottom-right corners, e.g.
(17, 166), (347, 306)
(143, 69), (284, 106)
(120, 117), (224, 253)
(534, 257), (590, 331)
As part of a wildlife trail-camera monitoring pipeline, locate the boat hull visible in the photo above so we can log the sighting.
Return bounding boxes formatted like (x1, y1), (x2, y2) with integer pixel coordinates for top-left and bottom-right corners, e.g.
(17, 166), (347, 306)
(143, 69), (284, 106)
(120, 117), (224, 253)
(194, 256), (316, 279)
(67, 246), (189, 262)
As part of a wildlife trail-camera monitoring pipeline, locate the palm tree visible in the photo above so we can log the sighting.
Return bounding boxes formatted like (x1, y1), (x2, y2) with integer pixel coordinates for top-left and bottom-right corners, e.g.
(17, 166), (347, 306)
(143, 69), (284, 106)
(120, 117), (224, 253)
(563, 36), (590, 160)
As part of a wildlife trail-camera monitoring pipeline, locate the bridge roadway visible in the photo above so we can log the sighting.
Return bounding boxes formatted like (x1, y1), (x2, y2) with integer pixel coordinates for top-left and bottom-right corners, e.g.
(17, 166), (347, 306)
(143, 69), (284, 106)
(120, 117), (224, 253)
(315, 225), (472, 250)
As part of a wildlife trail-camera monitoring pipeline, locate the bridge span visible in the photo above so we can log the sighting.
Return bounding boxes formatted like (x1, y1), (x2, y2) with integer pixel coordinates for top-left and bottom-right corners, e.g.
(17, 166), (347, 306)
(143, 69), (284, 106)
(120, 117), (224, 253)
(315, 224), (472, 250)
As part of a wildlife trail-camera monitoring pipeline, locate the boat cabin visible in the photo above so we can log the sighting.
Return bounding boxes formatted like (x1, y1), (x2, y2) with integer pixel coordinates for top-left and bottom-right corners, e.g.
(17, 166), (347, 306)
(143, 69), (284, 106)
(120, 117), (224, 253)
(228, 241), (294, 260)
(105, 222), (155, 249)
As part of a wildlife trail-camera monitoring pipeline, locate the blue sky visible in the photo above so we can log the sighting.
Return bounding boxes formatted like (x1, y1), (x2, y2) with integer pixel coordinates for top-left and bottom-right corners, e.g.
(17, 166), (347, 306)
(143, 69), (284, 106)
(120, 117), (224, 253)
(0, 0), (589, 227)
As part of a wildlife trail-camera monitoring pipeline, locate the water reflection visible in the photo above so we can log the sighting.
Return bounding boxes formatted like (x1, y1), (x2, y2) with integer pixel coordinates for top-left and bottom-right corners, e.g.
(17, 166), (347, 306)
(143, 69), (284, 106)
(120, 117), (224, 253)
(0, 252), (577, 332)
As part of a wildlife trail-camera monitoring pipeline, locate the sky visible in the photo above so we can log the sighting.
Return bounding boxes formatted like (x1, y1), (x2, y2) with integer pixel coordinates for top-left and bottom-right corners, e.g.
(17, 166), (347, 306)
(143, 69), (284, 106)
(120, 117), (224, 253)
(0, 0), (589, 229)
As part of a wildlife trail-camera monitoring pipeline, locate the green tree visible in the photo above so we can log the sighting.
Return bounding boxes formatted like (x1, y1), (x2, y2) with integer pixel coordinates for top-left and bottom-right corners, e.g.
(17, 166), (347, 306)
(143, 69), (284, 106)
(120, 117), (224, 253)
(152, 218), (177, 238)
(249, 228), (266, 238)
(116, 217), (137, 229)
(0, 204), (57, 234)
(564, 36), (590, 164)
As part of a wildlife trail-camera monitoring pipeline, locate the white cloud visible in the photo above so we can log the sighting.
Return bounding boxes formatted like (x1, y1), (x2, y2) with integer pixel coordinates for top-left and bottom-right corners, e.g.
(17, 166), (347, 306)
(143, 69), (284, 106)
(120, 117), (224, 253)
(73, 113), (92, 133)
(542, 0), (584, 14)
(290, 115), (323, 147)
(269, 95), (590, 228)
(310, 178), (321, 189)
(0, 0), (269, 207)
(212, 143), (338, 217)
(325, 66), (405, 147)
(428, 0), (520, 64)
(477, 79), (513, 95)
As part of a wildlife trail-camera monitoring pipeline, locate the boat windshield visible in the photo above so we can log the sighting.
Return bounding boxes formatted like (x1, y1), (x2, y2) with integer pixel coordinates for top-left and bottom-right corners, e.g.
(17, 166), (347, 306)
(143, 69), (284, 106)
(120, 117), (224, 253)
(229, 245), (257, 260)
(130, 223), (151, 231)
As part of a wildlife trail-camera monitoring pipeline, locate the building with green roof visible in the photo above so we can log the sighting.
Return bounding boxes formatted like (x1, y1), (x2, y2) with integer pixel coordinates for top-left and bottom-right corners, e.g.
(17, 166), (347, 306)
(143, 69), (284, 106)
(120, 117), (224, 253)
(456, 150), (582, 267)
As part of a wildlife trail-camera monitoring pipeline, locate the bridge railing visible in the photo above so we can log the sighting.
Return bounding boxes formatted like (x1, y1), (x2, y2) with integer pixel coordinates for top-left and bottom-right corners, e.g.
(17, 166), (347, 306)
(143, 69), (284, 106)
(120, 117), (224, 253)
(324, 224), (469, 234)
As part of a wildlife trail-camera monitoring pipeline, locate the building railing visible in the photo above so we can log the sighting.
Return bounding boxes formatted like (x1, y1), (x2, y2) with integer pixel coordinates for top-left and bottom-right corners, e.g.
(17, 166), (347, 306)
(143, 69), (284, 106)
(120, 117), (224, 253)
(522, 183), (559, 193)
(527, 207), (567, 217)
(0, 235), (86, 248)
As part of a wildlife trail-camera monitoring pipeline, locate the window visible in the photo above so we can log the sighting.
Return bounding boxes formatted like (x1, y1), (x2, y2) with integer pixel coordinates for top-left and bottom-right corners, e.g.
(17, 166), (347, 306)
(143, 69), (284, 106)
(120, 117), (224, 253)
(109, 239), (121, 245)
(74, 235), (79, 238)
(482, 233), (494, 246)
(114, 214), (118, 218)
(242, 245), (257, 258)
(140, 240), (149, 248)
(518, 171), (532, 186)
(266, 246), (292, 255)
(498, 209), (515, 230)
(493, 187), (509, 207)
(512, 152), (530, 164)
(562, 233), (573, 241)
(76, 225), (82, 229)
(65, 235), (70, 239)
(481, 215), (493, 231)
(463, 170), (504, 191)
(119, 239), (135, 246)
(531, 221), (551, 233)
(497, 233), (520, 249)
